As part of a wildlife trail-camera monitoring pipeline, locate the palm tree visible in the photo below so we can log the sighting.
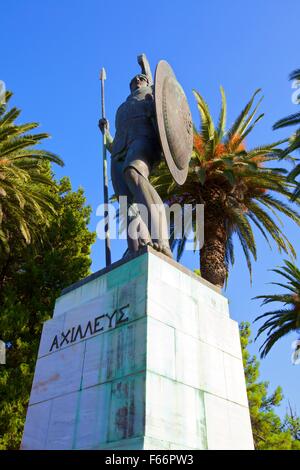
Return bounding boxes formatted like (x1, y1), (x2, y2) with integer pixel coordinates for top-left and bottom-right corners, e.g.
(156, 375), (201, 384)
(151, 87), (300, 287)
(254, 260), (300, 357)
(0, 91), (63, 252)
(273, 69), (300, 199)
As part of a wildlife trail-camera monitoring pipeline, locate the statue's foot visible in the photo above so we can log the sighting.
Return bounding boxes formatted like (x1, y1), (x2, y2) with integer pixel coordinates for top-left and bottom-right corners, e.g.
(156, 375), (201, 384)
(138, 237), (152, 250)
(151, 240), (173, 258)
(161, 245), (173, 258)
(152, 241), (159, 251)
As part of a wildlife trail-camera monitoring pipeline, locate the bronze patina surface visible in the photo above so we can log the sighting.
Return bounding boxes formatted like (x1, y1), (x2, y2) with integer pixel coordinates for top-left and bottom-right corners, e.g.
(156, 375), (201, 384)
(99, 55), (193, 259)
(155, 60), (193, 185)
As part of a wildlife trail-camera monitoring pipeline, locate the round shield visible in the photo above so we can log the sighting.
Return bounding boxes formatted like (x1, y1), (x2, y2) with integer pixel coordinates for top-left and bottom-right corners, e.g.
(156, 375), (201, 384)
(154, 60), (193, 185)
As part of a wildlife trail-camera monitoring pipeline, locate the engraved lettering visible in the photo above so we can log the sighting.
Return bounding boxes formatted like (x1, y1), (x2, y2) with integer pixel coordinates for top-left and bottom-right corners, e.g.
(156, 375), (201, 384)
(83, 320), (93, 338)
(73, 324), (84, 342)
(106, 310), (117, 328)
(70, 326), (76, 343)
(94, 315), (105, 333)
(48, 303), (130, 352)
(116, 304), (129, 325)
(50, 335), (59, 352)
(60, 329), (71, 347)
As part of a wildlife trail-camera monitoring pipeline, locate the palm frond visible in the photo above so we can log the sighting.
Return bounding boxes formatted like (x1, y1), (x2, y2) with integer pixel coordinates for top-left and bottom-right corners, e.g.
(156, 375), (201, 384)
(226, 88), (262, 143)
(255, 259), (300, 356)
(273, 112), (300, 130)
(0, 91), (64, 251)
(289, 69), (300, 81)
(216, 86), (227, 140)
(149, 86), (300, 287)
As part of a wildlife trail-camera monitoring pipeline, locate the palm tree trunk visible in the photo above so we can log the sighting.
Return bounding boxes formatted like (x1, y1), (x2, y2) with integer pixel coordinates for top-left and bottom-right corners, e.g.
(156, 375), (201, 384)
(200, 211), (227, 288)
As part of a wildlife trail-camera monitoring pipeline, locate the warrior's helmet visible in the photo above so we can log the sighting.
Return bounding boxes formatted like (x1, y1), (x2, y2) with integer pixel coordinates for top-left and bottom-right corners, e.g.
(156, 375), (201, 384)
(129, 73), (149, 92)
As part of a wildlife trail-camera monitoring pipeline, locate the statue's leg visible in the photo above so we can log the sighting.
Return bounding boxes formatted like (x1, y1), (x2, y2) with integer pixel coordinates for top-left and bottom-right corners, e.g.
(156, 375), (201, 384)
(127, 203), (152, 250)
(111, 156), (151, 254)
(123, 165), (172, 258)
(122, 139), (172, 257)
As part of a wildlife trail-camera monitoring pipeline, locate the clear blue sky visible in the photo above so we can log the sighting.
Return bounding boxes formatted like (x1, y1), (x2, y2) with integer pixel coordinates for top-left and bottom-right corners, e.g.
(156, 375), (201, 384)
(2, 0), (299, 418)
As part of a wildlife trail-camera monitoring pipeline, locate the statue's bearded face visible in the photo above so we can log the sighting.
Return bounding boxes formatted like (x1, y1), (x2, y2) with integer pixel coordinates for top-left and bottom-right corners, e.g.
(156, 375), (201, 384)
(130, 75), (148, 92)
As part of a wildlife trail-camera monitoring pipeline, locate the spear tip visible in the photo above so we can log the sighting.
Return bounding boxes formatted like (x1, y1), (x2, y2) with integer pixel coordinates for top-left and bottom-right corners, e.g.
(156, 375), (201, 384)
(100, 67), (106, 81)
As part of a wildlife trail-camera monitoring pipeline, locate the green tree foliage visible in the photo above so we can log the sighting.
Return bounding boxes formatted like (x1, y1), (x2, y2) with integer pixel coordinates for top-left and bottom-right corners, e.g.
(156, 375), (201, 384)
(0, 176), (95, 449)
(0, 91), (63, 252)
(240, 322), (300, 449)
(273, 69), (300, 199)
(254, 260), (300, 357)
(282, 404), (300, 441)
(151, 88), (300, 287)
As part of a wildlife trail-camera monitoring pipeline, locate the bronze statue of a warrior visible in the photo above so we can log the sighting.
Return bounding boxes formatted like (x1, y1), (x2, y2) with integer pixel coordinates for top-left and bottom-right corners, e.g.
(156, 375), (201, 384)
(99, 54), (192, 259)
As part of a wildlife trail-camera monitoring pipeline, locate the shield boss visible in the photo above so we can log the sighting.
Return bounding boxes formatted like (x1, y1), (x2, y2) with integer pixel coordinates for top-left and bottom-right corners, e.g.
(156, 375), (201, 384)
(155, 60), (193, 185)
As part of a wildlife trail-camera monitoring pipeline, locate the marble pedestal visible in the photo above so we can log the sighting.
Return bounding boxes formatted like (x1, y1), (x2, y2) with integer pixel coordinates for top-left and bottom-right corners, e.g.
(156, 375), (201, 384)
(21, 247), (254, 450)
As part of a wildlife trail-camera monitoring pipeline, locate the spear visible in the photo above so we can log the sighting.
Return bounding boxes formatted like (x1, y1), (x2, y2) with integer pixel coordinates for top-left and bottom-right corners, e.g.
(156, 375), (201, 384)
(100, 67), (111, 267)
